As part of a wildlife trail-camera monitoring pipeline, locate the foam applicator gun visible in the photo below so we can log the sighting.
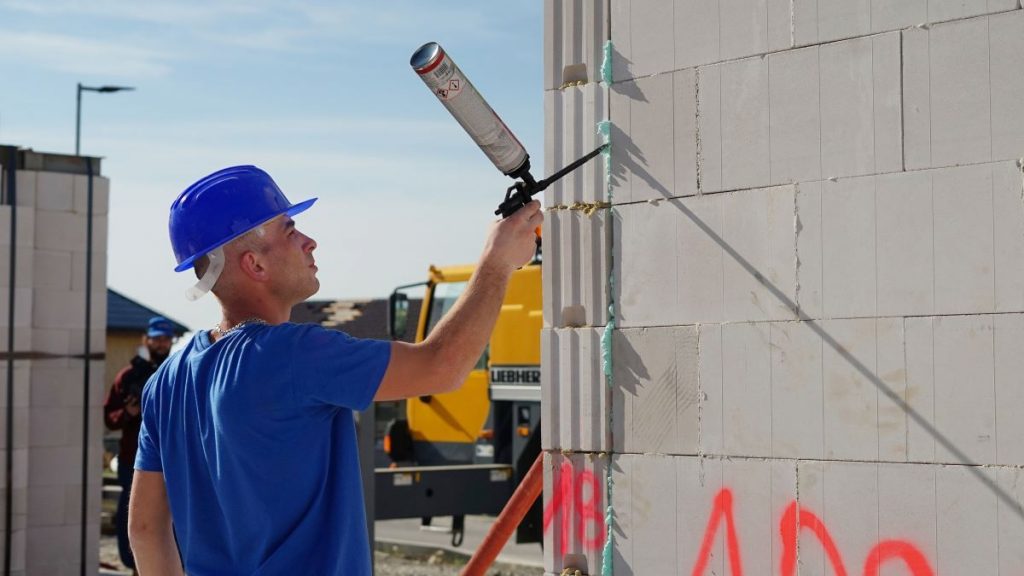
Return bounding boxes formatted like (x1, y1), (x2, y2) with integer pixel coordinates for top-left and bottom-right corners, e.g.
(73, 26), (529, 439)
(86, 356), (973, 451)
(411, 42), (606, 218)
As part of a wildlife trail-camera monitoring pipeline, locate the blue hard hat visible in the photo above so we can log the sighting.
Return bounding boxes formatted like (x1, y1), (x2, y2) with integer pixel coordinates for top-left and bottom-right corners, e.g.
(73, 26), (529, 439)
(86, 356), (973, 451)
(169, 165), (316, 272)
(146, 316), (176, 338)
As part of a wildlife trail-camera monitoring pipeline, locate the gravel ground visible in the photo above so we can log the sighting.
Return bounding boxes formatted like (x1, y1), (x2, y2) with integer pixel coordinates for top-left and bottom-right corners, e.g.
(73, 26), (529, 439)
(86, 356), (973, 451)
(100, 534), (540, 575)
(373, 548), (539, 576)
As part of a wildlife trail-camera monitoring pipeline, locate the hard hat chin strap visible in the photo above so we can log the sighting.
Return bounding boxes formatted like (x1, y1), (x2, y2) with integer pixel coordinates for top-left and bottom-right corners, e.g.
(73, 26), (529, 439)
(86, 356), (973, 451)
(185, 246), (225, 301)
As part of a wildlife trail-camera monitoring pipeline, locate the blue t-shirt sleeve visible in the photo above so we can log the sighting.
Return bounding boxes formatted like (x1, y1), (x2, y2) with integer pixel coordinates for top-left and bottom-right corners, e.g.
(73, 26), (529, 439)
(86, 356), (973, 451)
(289, 324), (391, 411)
(135, 376), (162, 472)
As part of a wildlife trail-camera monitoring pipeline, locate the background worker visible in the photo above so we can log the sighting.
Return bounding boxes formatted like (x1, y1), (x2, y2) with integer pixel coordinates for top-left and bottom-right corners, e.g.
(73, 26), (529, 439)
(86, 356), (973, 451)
(103, 316), (175, 574)
(128, 165), (542, 575)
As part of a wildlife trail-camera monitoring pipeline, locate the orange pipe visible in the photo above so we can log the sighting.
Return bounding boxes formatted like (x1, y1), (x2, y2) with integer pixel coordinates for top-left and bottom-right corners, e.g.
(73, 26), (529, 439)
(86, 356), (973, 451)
(461, 452), (544, 576)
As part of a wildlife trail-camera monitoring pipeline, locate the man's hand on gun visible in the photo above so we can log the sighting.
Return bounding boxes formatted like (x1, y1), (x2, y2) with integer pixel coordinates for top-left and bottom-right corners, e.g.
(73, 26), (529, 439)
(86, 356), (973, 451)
(481, 200), (544, 275)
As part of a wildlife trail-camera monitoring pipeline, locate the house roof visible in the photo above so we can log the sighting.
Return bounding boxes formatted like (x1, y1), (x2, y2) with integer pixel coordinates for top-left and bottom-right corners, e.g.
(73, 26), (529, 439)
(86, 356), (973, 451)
(290, 298), (422, 343)
(107, 288), (190, 335)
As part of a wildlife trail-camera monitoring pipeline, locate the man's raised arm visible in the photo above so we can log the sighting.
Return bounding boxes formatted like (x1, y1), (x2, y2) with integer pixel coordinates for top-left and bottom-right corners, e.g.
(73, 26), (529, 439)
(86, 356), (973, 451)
(375, 200), (543, 401)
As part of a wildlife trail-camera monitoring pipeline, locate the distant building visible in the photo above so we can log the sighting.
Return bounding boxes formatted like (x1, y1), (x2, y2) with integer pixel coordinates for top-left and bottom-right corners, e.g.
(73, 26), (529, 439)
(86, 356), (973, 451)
(290, 298), (421, 342)
(105, 288), (189, 393)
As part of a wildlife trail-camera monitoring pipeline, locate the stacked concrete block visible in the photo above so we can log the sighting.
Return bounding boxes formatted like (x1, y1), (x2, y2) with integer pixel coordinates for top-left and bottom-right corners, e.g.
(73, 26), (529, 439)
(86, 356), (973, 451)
(543, 203), (609, 329)
(545, 0), (1024, 573)
(0, 150), (107, 575)
(542, 328), (609, 452)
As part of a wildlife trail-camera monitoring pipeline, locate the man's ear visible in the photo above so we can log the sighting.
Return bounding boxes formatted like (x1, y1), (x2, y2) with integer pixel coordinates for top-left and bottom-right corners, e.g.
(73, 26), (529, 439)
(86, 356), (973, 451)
(237, 250), (268, 281)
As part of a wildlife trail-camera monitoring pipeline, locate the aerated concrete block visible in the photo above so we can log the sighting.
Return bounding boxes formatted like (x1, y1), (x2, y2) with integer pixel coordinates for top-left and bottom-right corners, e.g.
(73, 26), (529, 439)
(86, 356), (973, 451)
(26, 446), (79, 487)
(933, 164), (995, 315)
(609, 74), (676, 203)
(543, 451), (608, 575)
(34, 172), (74, 212)
(721, 184), (798, 321)
(610, 0), (673, 81)
(614, 454), (677, 574)
(821, 176), (876, 318)
(697, 324), (724, 454)
(876, 317), (909, 461)
(721, 458), (795, 570)
(28, 407), (81, 449)
(541, 330), (554, 450)
(26, 485), (64, 528)
(902, 26), (932, 170)
(904, 317), (936, 462)
(791, 0), (819, 47)
(998, 468), (1024, 571)
(0, 288), (34, 329)
(816, 0), (871, 43)
(719, 0), (770, 61)
(904, 14), (1018, 170)
(31, 250), (71, 291)
(676, 196), (726, 324)
(994, 314), (1024, 466)
(766, 0), (792, 51)
(936, 465), (999, 574)
(612, 326), (699, 455)
(545, 83), (608, 207)
(542, 328), (609, 452)
(614, 202), (680, 327)
(931, 16), (991, 167)
(929, 0), (1017, 23)
(875, 171), (934, 316)
(719, 56), (770, 192)
(820, 34), (901, 179)
(71, 251), (107, 294)
(994, 161), (1024, 312)
(871, 0), (928, 32)
(769, 45), (822, 185)
(31, 329), (70, 357)
(822, 318), (878, 461)
(14, 170), (36, 208)
(32, 211), (83, 253)
(543, 208), (608, 328)
(990, 11), (1024, 167)
(544, 0), (610, 91)
(872, 33), (903, 175)
(720, 323), (772, 457)
(934, 315), (995, 464)
(0, 406), (29, 452)
(72, 174), (110, 216)
(675, 0), (720, 70)
(770, 321), (824, 459)
(0, 207), (36, 248)
(877, 464), (938, 566)
(823, 461), (879, 571)
(32, 289), (86, 330)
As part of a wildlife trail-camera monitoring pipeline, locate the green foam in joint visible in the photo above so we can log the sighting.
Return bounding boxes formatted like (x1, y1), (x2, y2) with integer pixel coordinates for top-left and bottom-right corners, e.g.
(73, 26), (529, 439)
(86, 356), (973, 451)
(601, 41), (613, 85)
(601, 503), (614, 574)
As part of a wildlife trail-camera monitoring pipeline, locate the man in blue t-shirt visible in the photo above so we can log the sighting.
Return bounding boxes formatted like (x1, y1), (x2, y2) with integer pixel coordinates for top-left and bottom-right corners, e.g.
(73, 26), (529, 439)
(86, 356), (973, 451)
(128, 165), (542, 575)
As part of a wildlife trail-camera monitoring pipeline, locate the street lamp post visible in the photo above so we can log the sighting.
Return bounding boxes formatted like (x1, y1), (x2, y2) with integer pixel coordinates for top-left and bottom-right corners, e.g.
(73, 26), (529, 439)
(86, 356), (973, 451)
(75, 83), (135, 156)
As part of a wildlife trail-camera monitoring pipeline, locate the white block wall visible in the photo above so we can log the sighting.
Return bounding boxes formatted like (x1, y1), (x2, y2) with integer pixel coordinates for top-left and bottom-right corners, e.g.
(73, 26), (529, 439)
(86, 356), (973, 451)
(0, 153), (108, 575)
(543, 2), (1024, 574)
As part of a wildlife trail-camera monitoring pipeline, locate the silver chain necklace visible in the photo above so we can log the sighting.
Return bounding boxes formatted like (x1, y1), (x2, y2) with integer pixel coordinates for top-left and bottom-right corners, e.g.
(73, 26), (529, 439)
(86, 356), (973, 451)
(211, 317), (267, 336)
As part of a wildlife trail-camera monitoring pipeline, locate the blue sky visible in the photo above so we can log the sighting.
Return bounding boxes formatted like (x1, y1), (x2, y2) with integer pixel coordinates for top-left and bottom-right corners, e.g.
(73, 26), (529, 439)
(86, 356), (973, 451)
(0, 1), (544, 334)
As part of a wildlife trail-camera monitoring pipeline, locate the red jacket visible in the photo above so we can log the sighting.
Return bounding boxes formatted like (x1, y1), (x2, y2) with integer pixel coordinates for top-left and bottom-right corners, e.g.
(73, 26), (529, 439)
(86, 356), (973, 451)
(103, 356), (157, 470)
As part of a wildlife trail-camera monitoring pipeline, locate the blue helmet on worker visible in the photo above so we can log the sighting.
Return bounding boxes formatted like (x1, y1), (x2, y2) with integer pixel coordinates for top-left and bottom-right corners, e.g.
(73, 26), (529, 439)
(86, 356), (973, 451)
(168, 165), (317, 273)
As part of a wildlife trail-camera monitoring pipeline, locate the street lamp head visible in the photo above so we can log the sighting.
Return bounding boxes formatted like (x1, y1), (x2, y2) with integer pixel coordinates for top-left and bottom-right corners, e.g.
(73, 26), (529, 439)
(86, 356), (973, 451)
(96, 85), (135, 93)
